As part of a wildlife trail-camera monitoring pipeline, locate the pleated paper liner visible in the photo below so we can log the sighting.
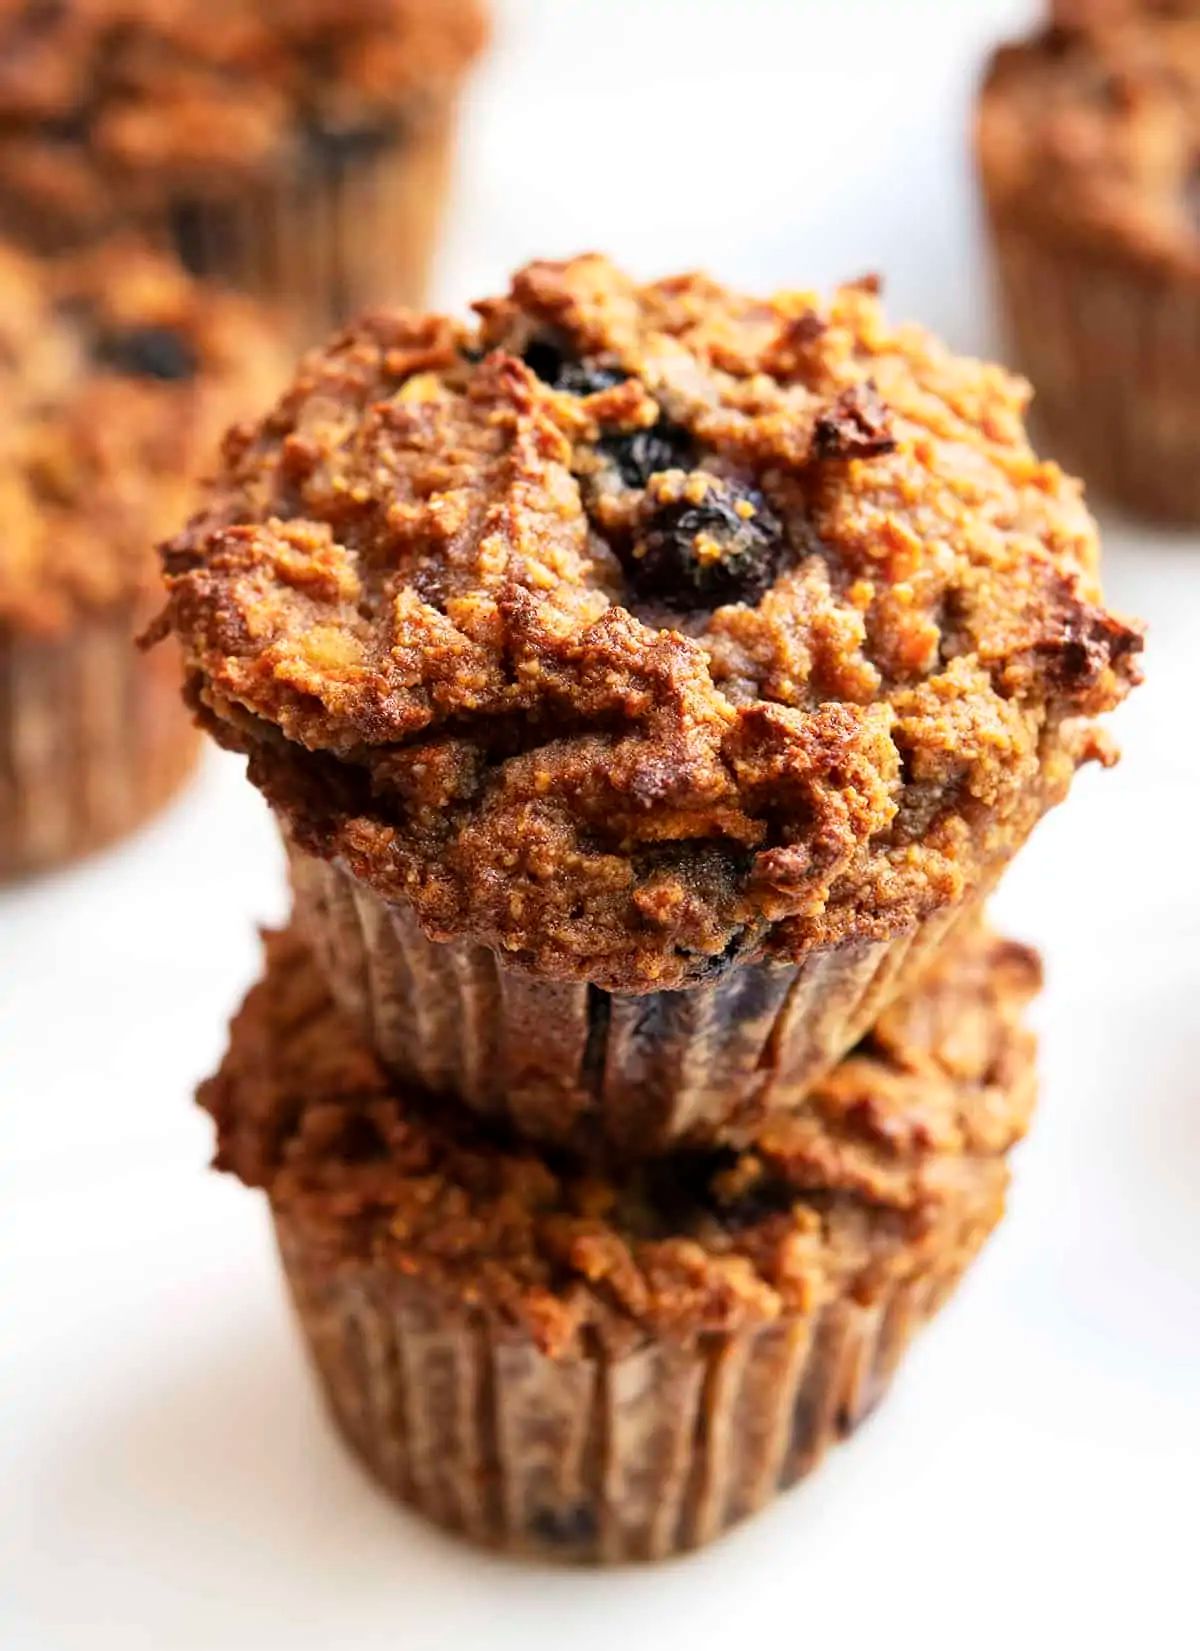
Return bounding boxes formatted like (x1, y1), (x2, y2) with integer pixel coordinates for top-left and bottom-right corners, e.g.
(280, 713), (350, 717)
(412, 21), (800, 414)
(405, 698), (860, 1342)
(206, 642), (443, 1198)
(0, 605), (198, 878)
(288, 840), (978, 1160)
(275, 1172), (1004, 1565)
(988, 215), (1200, 523)
(0, 115), (454, 348)
(151, 111), (457, 346)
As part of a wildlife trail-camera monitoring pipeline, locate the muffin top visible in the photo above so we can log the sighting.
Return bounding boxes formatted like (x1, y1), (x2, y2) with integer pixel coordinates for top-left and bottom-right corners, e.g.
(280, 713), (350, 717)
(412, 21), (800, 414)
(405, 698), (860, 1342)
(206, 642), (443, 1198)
(201, 927), (1039, 1354)
(0, 237), (282, 633)
(0, 0), (487, 230)
(158, 256), (1141, 989)
(979, 18), (1200, 279)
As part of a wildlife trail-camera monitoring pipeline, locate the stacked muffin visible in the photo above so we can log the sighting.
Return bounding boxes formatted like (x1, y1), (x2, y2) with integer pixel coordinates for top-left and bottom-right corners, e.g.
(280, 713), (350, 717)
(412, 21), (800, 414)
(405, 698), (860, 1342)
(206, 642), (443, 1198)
(0, 0), (489, 342)
(160, 255), (1142, 1560)
(977, 0), (1200, 519)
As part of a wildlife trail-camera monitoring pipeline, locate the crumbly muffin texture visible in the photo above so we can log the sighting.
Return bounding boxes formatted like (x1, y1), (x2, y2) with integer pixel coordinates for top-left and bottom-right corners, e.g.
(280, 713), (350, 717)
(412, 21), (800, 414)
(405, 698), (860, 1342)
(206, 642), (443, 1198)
(0, 0), (487, 220)
(980, 19), (1200, 280)
(159, 256), (1141, 988)
(202, 927), (1039, 1356)
(0, 237), (281, 632)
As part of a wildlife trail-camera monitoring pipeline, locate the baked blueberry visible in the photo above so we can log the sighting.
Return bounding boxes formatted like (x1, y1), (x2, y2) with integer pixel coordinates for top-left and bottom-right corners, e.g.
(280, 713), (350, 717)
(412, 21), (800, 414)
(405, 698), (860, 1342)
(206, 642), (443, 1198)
(599, 420), (694, 488)
(94, 326), (198, 383)
(522, 337), (626, 395)
(628, 479), (784, 609)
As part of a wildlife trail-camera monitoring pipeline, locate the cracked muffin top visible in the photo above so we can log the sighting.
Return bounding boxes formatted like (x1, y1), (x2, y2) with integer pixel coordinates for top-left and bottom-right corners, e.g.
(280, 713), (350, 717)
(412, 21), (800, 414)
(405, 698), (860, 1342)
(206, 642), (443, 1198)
(0, 0), (488, 236)
(201, 927), (1039, 1354)
(979, 17), (1200, 280)
(0, 237), (282, 633)
(158, 255), (1142, 989)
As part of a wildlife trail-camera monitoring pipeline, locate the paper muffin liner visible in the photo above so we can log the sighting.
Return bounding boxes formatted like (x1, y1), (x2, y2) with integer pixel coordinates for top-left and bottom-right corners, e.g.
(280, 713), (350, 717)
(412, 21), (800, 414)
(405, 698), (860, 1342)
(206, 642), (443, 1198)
(273, 1189), (998, 1564)
(0, 606), (198, 878)
(986, 215), (1200, 522)
(147, 112), (456, 345)
(287, 841), (976, 1159)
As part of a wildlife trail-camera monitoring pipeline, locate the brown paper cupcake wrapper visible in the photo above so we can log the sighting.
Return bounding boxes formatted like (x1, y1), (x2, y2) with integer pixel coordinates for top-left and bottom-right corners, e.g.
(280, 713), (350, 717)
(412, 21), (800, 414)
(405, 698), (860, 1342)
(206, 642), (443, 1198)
(152, 113), (455, 344)
(0, 607), (198, 878)
(987, 215), (1200, 522)
(274, 1197), (993, 1564)
(287, 842), (973, 1159)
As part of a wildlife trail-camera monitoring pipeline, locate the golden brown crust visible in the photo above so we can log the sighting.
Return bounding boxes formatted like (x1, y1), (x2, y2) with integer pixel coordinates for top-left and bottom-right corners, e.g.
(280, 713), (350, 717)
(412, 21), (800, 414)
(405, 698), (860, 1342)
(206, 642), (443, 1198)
(0, 237), (283, 633)
(199, 926), (1039, 1355)
(160, 257), (1141, 986)
(978, 18), (1200, 282)
(0, 0), (488, 235)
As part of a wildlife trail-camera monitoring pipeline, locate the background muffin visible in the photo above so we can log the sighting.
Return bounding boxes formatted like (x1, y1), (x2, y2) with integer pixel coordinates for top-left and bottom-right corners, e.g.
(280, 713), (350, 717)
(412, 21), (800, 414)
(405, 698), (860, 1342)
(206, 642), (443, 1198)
(977, 15), (1200, 520)
(0, 238), (281, 877)
(1049, 1), (1196, 21)
(158, 255), (1139, 1157)
(0, 0), (489, 340)
(200, 925), (1041, 1564)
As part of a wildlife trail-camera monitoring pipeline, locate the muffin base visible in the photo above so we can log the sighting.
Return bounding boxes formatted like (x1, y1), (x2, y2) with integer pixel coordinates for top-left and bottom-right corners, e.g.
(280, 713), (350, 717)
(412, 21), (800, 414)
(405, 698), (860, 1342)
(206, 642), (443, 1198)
(288, 842), (976, 1160)
(987, 216), (1200, 522)
(0, 608), (198, 878)
(155, 112), (456, 344)
(274, 1180), (1001, 1564)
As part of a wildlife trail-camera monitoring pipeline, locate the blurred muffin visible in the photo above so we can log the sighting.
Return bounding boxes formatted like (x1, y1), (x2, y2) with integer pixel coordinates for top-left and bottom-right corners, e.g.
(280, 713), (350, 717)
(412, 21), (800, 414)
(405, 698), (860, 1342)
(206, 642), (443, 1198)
(200, 925), (1041, 1563)
(0, 0), (489, 340)
(978, 15), (1200, 519)
(1049, 1), (1194, 21)
(0, 239), (281, 877)
(156, 255), (1139, 1157)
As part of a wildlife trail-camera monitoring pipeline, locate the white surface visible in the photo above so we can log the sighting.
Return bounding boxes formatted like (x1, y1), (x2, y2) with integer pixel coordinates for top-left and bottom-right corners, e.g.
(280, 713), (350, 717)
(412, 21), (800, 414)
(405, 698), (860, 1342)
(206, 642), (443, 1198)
(3, 2), (1198, 1646)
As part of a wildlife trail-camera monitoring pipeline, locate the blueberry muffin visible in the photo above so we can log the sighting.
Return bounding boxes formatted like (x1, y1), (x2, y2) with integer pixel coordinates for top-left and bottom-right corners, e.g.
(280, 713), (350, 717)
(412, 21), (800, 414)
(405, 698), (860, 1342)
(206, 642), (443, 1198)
(200, 925), (1041, 1563)
(158, 255), (1140, 1156)
(0, 238), (281, 876)
(0, 0), (489, 341)
(978, 13), (1200, 519)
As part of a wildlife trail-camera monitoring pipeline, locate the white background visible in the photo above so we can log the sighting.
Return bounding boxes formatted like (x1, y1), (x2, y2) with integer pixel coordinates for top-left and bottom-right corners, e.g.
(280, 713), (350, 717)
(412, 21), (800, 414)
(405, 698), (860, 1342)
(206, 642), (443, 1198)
(3, 2), (1198, 1646)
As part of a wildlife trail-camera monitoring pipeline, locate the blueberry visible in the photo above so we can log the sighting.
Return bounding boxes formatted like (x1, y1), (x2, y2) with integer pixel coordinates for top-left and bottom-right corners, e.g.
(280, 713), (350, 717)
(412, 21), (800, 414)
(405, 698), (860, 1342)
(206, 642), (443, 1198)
(711, 1176), (797, 1232)
(521, 337), (626, 396)
(528, 1504), (598, 1550)
(521, 337), (567, 382)
(93, 326), (198, 383)
(302, 116), (400, 165)
(557, 361), (628, 396)
(626, 479), (785, 610)
(599, 421), (694, 489)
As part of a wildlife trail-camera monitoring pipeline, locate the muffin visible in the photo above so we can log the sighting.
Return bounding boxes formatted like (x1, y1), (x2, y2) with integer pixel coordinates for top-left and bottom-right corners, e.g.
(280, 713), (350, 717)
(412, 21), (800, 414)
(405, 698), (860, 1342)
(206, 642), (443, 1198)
(977, 15), (1200, 519)
(1049, 1), (1192, 21)
(0, 0), (489, 340)
(157, 255), (1140, 1157)
(200, 925), (1041, 1564)
(0, 238), (281, 877)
